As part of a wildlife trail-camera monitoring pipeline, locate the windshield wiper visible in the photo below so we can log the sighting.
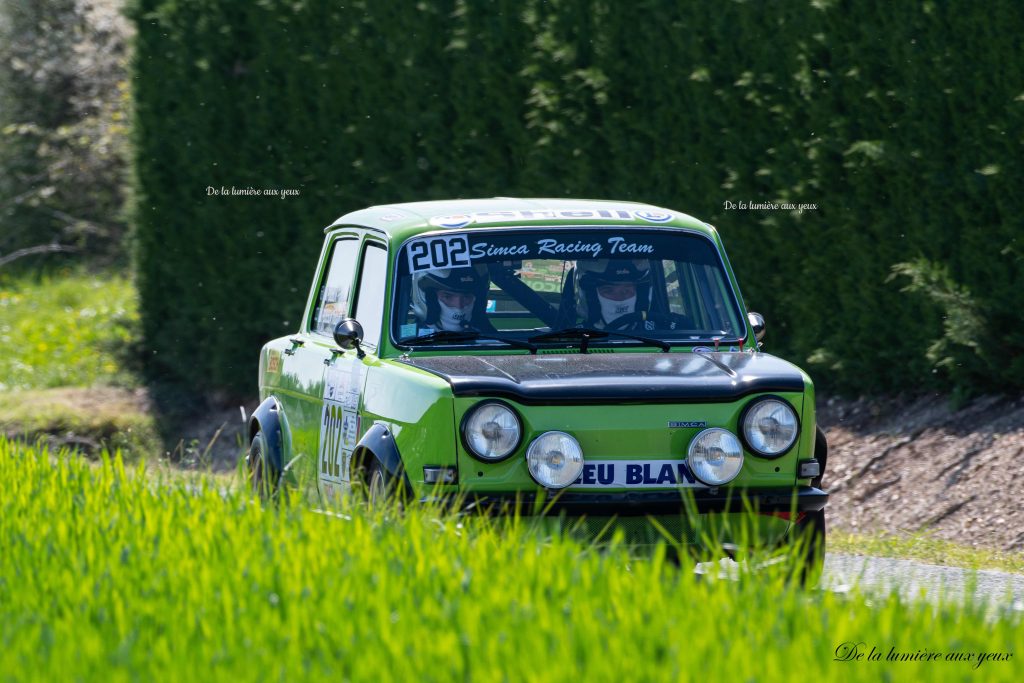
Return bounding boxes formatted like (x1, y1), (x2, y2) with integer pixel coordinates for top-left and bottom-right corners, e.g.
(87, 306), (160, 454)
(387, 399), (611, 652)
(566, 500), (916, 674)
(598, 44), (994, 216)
(399, 329), (537, 353)
(528, 327), (670, 353)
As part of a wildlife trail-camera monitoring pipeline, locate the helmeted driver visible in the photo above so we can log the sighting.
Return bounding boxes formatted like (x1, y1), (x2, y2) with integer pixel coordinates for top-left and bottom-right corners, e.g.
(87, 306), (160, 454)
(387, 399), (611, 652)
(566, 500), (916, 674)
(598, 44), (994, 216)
(411, 265), (490, 332)
(575, 259), (652, 329)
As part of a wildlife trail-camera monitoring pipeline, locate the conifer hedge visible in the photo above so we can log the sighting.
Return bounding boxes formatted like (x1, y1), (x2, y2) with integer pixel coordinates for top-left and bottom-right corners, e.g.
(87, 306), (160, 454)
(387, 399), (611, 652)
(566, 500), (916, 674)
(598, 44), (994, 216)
(130, 0), (1024, 397)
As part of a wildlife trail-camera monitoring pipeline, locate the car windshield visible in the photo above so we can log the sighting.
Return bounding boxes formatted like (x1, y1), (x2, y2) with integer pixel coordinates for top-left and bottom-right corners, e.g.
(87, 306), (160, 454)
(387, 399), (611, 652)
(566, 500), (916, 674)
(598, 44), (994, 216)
(391, 228), (746, 348)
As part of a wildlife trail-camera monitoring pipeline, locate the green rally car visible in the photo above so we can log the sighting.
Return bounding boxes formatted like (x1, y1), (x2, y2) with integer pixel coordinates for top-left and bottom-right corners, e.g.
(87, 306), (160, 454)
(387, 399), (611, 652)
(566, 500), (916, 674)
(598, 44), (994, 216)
(248, 198), (829, 568)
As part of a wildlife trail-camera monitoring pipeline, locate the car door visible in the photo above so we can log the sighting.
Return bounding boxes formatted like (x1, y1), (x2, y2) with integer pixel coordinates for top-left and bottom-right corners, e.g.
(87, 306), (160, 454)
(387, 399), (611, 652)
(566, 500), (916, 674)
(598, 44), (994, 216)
(273, 232), (361, 500)
(317, 237), (388, 505)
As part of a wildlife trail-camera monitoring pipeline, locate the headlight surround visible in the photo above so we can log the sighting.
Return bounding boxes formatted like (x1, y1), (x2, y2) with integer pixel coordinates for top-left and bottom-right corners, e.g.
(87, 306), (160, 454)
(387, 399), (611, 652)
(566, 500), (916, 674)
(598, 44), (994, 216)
(461, 401), (522, 462)
(526, 431), (585, 489)
(687, 428), (744, 486)
(741, 397), (799, 457)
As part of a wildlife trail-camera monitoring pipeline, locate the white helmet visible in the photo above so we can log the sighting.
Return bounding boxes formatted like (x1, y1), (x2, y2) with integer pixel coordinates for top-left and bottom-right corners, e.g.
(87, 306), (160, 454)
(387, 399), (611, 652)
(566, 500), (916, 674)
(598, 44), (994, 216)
(411, 265), (488, 328)
(574, 259), (652, 326)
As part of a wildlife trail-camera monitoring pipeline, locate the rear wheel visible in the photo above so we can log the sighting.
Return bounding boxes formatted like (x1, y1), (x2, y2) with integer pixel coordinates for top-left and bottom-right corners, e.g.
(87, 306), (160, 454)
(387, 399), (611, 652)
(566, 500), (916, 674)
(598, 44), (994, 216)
(246, 430), (278, 501)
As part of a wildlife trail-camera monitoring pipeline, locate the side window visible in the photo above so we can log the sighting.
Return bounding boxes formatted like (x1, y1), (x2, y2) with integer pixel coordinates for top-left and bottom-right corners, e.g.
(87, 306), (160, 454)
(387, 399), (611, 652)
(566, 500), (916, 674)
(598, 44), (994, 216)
(674, 261), (711, 329)
(353, 242), (388, 349)
(700, 264), (737, 334)
(313, 238), (359, 336)
(663, 260), (685, 315)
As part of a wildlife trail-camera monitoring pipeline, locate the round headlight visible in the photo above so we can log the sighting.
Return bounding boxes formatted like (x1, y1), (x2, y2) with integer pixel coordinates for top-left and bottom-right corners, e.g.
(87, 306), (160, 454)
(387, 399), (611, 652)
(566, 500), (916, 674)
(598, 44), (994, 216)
(687, 428), (743, 486)
(741, 398), (799, 457)
(526, 431), (585, 489)
(462, 401), (522, 461)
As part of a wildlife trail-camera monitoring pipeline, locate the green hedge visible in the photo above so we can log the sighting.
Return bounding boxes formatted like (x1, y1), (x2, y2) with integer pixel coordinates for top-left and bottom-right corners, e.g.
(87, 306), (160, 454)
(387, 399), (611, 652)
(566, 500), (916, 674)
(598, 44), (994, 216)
(130, 0), (1024, 397)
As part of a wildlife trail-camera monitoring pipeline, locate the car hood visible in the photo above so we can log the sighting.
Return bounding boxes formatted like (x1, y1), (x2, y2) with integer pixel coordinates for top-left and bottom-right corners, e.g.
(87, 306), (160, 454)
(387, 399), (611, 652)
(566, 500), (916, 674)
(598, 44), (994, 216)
(399, 352), (806, 404)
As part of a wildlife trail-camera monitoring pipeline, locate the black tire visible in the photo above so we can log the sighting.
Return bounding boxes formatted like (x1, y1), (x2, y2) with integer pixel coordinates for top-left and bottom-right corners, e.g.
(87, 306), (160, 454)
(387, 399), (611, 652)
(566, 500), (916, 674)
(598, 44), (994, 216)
(812, 426), (828, 490)
(367, 459), (388, 505)
(360, 457), (407, 510)
(246, 430), (278, 501)
(790, 509), (826, 586)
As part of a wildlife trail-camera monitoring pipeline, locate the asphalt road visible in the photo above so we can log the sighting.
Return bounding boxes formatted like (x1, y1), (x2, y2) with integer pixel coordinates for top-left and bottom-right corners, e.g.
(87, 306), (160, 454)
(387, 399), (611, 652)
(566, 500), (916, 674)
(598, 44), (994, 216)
(695, 553), (1024, 613)
(824, 553), (1024, 612)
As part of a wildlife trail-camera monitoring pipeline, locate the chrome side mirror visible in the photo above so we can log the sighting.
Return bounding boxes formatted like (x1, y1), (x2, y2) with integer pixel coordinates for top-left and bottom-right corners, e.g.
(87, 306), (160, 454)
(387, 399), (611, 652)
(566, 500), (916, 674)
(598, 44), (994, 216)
(333, 318), (365, 357)
(747, 312), (766, 343)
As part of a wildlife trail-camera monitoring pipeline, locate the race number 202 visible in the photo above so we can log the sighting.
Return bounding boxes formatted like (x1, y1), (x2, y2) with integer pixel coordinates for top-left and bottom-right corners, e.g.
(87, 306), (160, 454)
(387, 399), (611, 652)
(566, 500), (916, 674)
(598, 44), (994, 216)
(407, 235), (471, 273)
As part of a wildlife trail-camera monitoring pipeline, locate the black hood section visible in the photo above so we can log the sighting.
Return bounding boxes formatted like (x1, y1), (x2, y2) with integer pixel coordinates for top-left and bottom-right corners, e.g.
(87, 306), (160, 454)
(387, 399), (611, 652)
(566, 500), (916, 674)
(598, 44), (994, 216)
(400, 352), (806, 404)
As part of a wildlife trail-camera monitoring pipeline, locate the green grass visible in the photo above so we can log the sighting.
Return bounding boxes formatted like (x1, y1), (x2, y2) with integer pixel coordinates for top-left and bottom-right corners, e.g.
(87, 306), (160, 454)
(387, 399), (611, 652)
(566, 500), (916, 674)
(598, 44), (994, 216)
(0, 271), (139, 391)
(1, 438), (1020, 682)
(831, 530), (1024, 575)
(0, 272), (153, 455)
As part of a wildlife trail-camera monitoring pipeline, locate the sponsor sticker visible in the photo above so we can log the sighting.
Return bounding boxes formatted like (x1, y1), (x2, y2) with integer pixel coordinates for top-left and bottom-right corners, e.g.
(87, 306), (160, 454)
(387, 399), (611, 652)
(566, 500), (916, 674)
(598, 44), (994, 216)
(428, 208), (675, 227)
(406, 235), (472, 273)
(319, 361), (364, 489)
(266, 349), (281, 374)
(406, 234), (656, 271)
(571, 460), (705, 489)
(633, 209), (674, 223)
(428, 214), (473, 228)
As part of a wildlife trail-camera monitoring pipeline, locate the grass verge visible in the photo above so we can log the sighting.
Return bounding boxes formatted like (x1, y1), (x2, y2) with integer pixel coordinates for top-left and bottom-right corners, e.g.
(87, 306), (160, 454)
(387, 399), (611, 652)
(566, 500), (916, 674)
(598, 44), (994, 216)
(0, 271), (162, 457)
(0, 271), (139, 390)
(1, 438), (1020, 681)
(0, 387), (160, 457)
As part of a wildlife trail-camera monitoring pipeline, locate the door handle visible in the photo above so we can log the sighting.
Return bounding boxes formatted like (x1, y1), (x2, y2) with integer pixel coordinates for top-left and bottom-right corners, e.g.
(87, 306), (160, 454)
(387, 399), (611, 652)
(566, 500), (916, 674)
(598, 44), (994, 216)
(284, 337), (305, 356)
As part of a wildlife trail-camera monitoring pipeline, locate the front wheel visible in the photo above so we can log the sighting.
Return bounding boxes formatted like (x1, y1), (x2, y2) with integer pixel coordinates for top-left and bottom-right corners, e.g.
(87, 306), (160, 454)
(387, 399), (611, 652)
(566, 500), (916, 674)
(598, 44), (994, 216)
(358, 458), (407, 510)
(367, 459), (388, 504)
(790, 509), (826, 586)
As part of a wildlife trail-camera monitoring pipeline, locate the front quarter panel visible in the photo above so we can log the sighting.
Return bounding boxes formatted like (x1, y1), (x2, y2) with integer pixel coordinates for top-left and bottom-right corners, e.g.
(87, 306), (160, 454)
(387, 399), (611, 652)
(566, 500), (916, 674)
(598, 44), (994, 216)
(359, 358), (457, 495)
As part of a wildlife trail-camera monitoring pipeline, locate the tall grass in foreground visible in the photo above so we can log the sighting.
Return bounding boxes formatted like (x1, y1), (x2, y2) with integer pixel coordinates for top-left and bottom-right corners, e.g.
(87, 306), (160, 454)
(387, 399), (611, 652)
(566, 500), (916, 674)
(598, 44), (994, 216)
(0, 439), (1019, 682)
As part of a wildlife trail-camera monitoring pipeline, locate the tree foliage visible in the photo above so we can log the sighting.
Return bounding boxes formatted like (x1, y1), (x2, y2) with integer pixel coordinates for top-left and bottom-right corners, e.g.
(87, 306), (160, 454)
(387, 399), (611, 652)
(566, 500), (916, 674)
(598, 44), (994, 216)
(129, 0), (1024, 397)
(0, 0), (132, 270)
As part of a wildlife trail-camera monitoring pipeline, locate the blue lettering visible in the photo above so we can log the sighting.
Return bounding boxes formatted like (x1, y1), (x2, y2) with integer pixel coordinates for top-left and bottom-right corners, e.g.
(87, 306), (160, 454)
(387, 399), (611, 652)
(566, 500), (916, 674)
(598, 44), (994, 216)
(582, 464), (596, 485)
(643, 463), (658, 485)
(597, 464), (614, 485)
(626, 464), (643, 484)
(656, 463), (675, 485)
(676, 463), (697, 484)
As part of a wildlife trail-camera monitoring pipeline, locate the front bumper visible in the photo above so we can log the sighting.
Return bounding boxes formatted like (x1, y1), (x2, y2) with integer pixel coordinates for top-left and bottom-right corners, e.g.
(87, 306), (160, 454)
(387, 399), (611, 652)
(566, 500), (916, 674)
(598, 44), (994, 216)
(423, 486), (829, 517)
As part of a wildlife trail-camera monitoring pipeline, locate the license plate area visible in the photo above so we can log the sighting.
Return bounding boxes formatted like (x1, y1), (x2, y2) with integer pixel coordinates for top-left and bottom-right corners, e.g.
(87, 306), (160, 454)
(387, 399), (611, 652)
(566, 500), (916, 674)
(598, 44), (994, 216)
(570, 459), (706, 489)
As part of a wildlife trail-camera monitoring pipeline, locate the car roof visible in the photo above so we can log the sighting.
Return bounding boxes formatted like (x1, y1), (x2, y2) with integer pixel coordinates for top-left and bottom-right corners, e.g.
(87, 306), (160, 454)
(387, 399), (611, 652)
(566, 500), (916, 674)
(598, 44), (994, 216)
(326, 197), (716, 240)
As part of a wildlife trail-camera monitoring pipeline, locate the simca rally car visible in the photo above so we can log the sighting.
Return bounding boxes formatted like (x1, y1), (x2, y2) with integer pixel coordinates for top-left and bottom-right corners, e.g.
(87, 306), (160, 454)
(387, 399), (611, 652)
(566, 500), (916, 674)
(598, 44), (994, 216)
(248, 198), (829, 570)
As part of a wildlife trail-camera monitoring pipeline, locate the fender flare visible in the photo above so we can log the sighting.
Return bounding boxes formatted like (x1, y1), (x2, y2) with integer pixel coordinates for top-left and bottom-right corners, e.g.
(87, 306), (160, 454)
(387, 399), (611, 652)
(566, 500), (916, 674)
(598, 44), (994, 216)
(352, 422), (412, 491)
(248, 396), (287, 476)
